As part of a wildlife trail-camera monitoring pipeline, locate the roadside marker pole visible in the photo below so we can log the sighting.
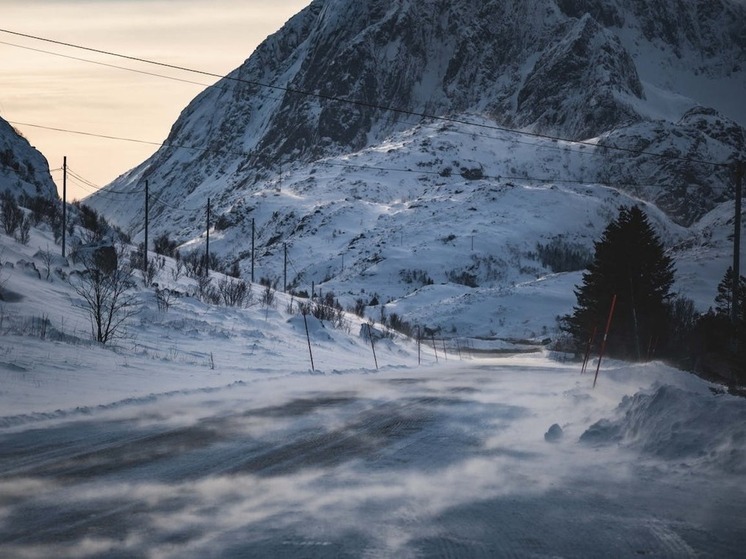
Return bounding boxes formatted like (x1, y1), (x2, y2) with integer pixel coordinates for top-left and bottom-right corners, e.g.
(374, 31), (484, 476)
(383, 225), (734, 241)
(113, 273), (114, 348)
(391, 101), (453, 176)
(302, 311), (315, 372)
(581, 326), (597, 375)
(593, 294), (617, 389)
(366, 323), (378, 370)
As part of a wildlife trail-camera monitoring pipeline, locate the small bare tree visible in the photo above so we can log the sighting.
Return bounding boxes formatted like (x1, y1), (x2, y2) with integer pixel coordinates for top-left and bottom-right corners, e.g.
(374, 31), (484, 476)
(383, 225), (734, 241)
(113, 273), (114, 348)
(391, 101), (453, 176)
(1, 192), (23, 236)
(155, 287), (174, 313)
(16, 214), (31, 245)
(217, 276), (252, 307)
(37, 246), (54, 280)
(261, 283), (276, 309)
(70, 246), (138, 344)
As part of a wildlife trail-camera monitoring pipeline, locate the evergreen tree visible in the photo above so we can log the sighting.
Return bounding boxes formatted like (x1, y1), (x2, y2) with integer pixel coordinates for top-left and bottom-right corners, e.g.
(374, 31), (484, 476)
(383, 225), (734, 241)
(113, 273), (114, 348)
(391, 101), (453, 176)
(564, 206), (675, 360)
(714, 266), (746, 321)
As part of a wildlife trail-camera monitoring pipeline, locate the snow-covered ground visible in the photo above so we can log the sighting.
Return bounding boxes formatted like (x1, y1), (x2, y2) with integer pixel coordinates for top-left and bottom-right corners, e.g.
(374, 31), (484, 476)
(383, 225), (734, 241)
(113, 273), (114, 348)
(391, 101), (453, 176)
(1, 213), (745, 558)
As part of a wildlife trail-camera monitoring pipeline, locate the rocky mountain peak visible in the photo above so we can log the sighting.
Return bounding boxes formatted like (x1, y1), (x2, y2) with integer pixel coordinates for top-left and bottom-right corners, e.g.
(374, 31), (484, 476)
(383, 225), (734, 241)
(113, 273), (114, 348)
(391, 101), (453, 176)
(90, 0), (746, 237)
(516, 13), (644, 139)
(0, 117), (57, 201)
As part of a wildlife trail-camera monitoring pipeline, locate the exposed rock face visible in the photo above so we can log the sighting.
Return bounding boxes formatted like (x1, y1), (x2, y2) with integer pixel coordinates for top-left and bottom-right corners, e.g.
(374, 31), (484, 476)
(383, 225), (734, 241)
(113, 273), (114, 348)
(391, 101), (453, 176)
(598, 107), (746, 226)
(0, 117), (58, 200)
(89, 0), (746, 236)
(515, 14), (644, 139)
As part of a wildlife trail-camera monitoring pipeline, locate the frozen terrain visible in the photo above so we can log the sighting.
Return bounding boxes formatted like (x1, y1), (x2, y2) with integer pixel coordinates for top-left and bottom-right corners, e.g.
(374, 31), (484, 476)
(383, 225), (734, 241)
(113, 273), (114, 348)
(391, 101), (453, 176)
(1, 222), (745, 558)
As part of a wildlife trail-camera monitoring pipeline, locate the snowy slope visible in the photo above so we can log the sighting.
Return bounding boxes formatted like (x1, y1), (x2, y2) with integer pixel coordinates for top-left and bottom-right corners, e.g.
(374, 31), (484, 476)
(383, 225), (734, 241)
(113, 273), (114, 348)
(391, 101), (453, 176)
(1, 220), (745, 556)
(77, 0), (746, 338)
(87, 0), (746, 232)
(97, 118), (745, 338)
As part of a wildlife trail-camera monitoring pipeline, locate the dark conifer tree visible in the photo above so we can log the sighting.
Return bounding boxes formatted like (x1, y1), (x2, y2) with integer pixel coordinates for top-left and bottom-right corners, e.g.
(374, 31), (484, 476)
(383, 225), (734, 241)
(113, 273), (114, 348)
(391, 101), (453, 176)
(687, 268), (746, 383)
(564, 206), (675, 360)
(714, 266), (746, 321)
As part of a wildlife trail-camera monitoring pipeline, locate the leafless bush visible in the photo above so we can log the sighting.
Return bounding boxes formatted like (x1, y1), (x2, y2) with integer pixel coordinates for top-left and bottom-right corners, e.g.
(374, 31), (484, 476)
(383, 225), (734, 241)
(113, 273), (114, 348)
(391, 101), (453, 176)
(171, 258), (184, 281)
(308, 291), (349, 331)
(15, 214), (30, 245)
(196, 273), (214, 303)
(70, 251), (138, 344)
(261, 283), (276, 309)
(1, 192), (22, 236)
(217, 276), (252, 307)
(155, 287), (174, 313)
(37, 247), (54, 280)
(142, 255), (166, 287)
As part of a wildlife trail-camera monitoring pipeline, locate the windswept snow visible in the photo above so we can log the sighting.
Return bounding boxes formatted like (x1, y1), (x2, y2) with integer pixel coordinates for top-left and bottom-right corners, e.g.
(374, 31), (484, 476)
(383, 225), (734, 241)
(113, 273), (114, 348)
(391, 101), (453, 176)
(1, 208), (745, 558)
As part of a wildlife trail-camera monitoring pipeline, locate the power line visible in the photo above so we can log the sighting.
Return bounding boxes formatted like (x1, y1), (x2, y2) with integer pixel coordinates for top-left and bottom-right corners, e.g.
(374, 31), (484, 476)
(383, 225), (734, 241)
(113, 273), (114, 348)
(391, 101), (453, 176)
(0, 27), (731, 168)
(0, 39), (612, 163)
(36, 119), (702, 198)
(0, 40), (215, 89)
(64, 166), (191, 213)
(12, 120), (164, 148)
(8, 120), (255, 160)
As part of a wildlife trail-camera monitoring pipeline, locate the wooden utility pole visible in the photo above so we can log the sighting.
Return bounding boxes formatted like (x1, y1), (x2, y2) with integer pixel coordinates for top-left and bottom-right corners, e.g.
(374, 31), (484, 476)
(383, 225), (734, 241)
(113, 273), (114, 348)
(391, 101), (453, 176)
(205, 197), (211, 272)
(283, 243), (288, 293)
(251, 218), (255, 283)
(61, 156), (67, 258)
(733, 161), (743, 323)
(143, 180), (149, 273)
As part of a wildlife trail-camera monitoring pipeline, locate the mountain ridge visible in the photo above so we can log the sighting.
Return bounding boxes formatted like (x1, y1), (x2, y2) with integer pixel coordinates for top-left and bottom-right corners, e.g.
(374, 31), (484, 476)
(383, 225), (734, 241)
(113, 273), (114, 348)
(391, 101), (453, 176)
(83, 0), (746, 335)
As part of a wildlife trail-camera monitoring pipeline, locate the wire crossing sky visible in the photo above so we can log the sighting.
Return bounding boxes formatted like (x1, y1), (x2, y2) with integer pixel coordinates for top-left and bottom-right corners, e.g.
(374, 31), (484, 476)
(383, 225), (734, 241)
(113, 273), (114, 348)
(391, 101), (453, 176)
(1, 0), (311, 200)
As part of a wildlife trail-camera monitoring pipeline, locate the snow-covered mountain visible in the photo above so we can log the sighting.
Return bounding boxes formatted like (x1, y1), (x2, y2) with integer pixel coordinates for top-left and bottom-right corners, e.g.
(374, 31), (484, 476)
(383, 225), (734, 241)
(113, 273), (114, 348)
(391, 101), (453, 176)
(0, 116), (58, 200)
(86, 0), (746, 335)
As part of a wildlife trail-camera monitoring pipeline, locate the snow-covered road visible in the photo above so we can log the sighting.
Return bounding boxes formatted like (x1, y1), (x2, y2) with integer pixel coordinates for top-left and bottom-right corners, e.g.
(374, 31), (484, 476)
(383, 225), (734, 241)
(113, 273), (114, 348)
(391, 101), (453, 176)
(1, 358), (744, 558)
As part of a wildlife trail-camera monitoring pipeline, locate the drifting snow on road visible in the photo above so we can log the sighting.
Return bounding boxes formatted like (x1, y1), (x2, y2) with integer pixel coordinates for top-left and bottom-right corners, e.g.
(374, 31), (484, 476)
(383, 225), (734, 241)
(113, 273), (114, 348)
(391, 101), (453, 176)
(1, 356), (744, 558)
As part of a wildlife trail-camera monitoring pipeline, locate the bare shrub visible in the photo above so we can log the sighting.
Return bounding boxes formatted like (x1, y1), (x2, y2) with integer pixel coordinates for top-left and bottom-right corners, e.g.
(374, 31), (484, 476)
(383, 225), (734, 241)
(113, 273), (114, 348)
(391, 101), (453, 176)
(261, 283), (276, 309)
(311, 291), (348, 331)
(153, 232), (179, 258)
(70, 249), (138, 344)
(155, 287), (174, 313)
(171, 258), (185, 282)
(16, 214), (31, 245)
(142, 255), (166, 287)
(217, 276), (252, 307)
(1, 191), (23, 236)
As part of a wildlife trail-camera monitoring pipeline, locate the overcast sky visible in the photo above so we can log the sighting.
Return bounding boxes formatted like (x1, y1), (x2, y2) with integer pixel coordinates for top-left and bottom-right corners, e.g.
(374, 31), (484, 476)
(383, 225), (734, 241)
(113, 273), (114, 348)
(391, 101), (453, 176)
(1, 0), (312, 200)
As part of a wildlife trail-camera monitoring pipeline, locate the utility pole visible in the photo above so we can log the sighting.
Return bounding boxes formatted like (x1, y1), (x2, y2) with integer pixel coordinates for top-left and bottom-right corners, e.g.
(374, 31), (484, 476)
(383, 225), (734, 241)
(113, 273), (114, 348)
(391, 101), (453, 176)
(61, 156), (67, 258)
(733, 160), (743, 323)
(283, 242), (288, 293)
(205, 197), (211, 272)
(143, 180), (149, 273)
(251, 218), (255, 283)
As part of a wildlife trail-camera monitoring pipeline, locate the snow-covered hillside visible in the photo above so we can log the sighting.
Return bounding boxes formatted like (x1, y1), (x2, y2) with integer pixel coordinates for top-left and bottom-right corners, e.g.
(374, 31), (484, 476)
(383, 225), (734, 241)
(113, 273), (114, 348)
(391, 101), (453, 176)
(87, 0), (746, 231)
(82, 0), (745, 336)
(1, 219), (745, 558)
(87, 117), (741, 338)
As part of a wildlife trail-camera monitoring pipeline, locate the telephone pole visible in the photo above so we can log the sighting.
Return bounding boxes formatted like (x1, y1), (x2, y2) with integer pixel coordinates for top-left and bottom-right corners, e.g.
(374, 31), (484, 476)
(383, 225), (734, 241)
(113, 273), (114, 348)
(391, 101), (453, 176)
(251, 218), (255, 283)
(733, 161), (743, 323)
(61, 156), (67, 258)
(143, 180), (149, 273)
(283, 242), (288, 293)
(205, 197), (211, 272)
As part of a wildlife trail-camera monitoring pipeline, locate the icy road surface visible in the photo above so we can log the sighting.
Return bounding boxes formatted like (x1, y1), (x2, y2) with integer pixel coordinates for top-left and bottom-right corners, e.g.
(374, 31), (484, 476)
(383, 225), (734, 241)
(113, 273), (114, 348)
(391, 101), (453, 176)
(1, 358), (744, 558)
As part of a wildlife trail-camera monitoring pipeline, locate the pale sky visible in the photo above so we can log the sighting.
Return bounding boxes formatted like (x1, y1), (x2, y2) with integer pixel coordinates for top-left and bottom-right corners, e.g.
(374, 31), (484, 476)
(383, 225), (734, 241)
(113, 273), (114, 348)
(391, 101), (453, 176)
(1, 0), (312, 200)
